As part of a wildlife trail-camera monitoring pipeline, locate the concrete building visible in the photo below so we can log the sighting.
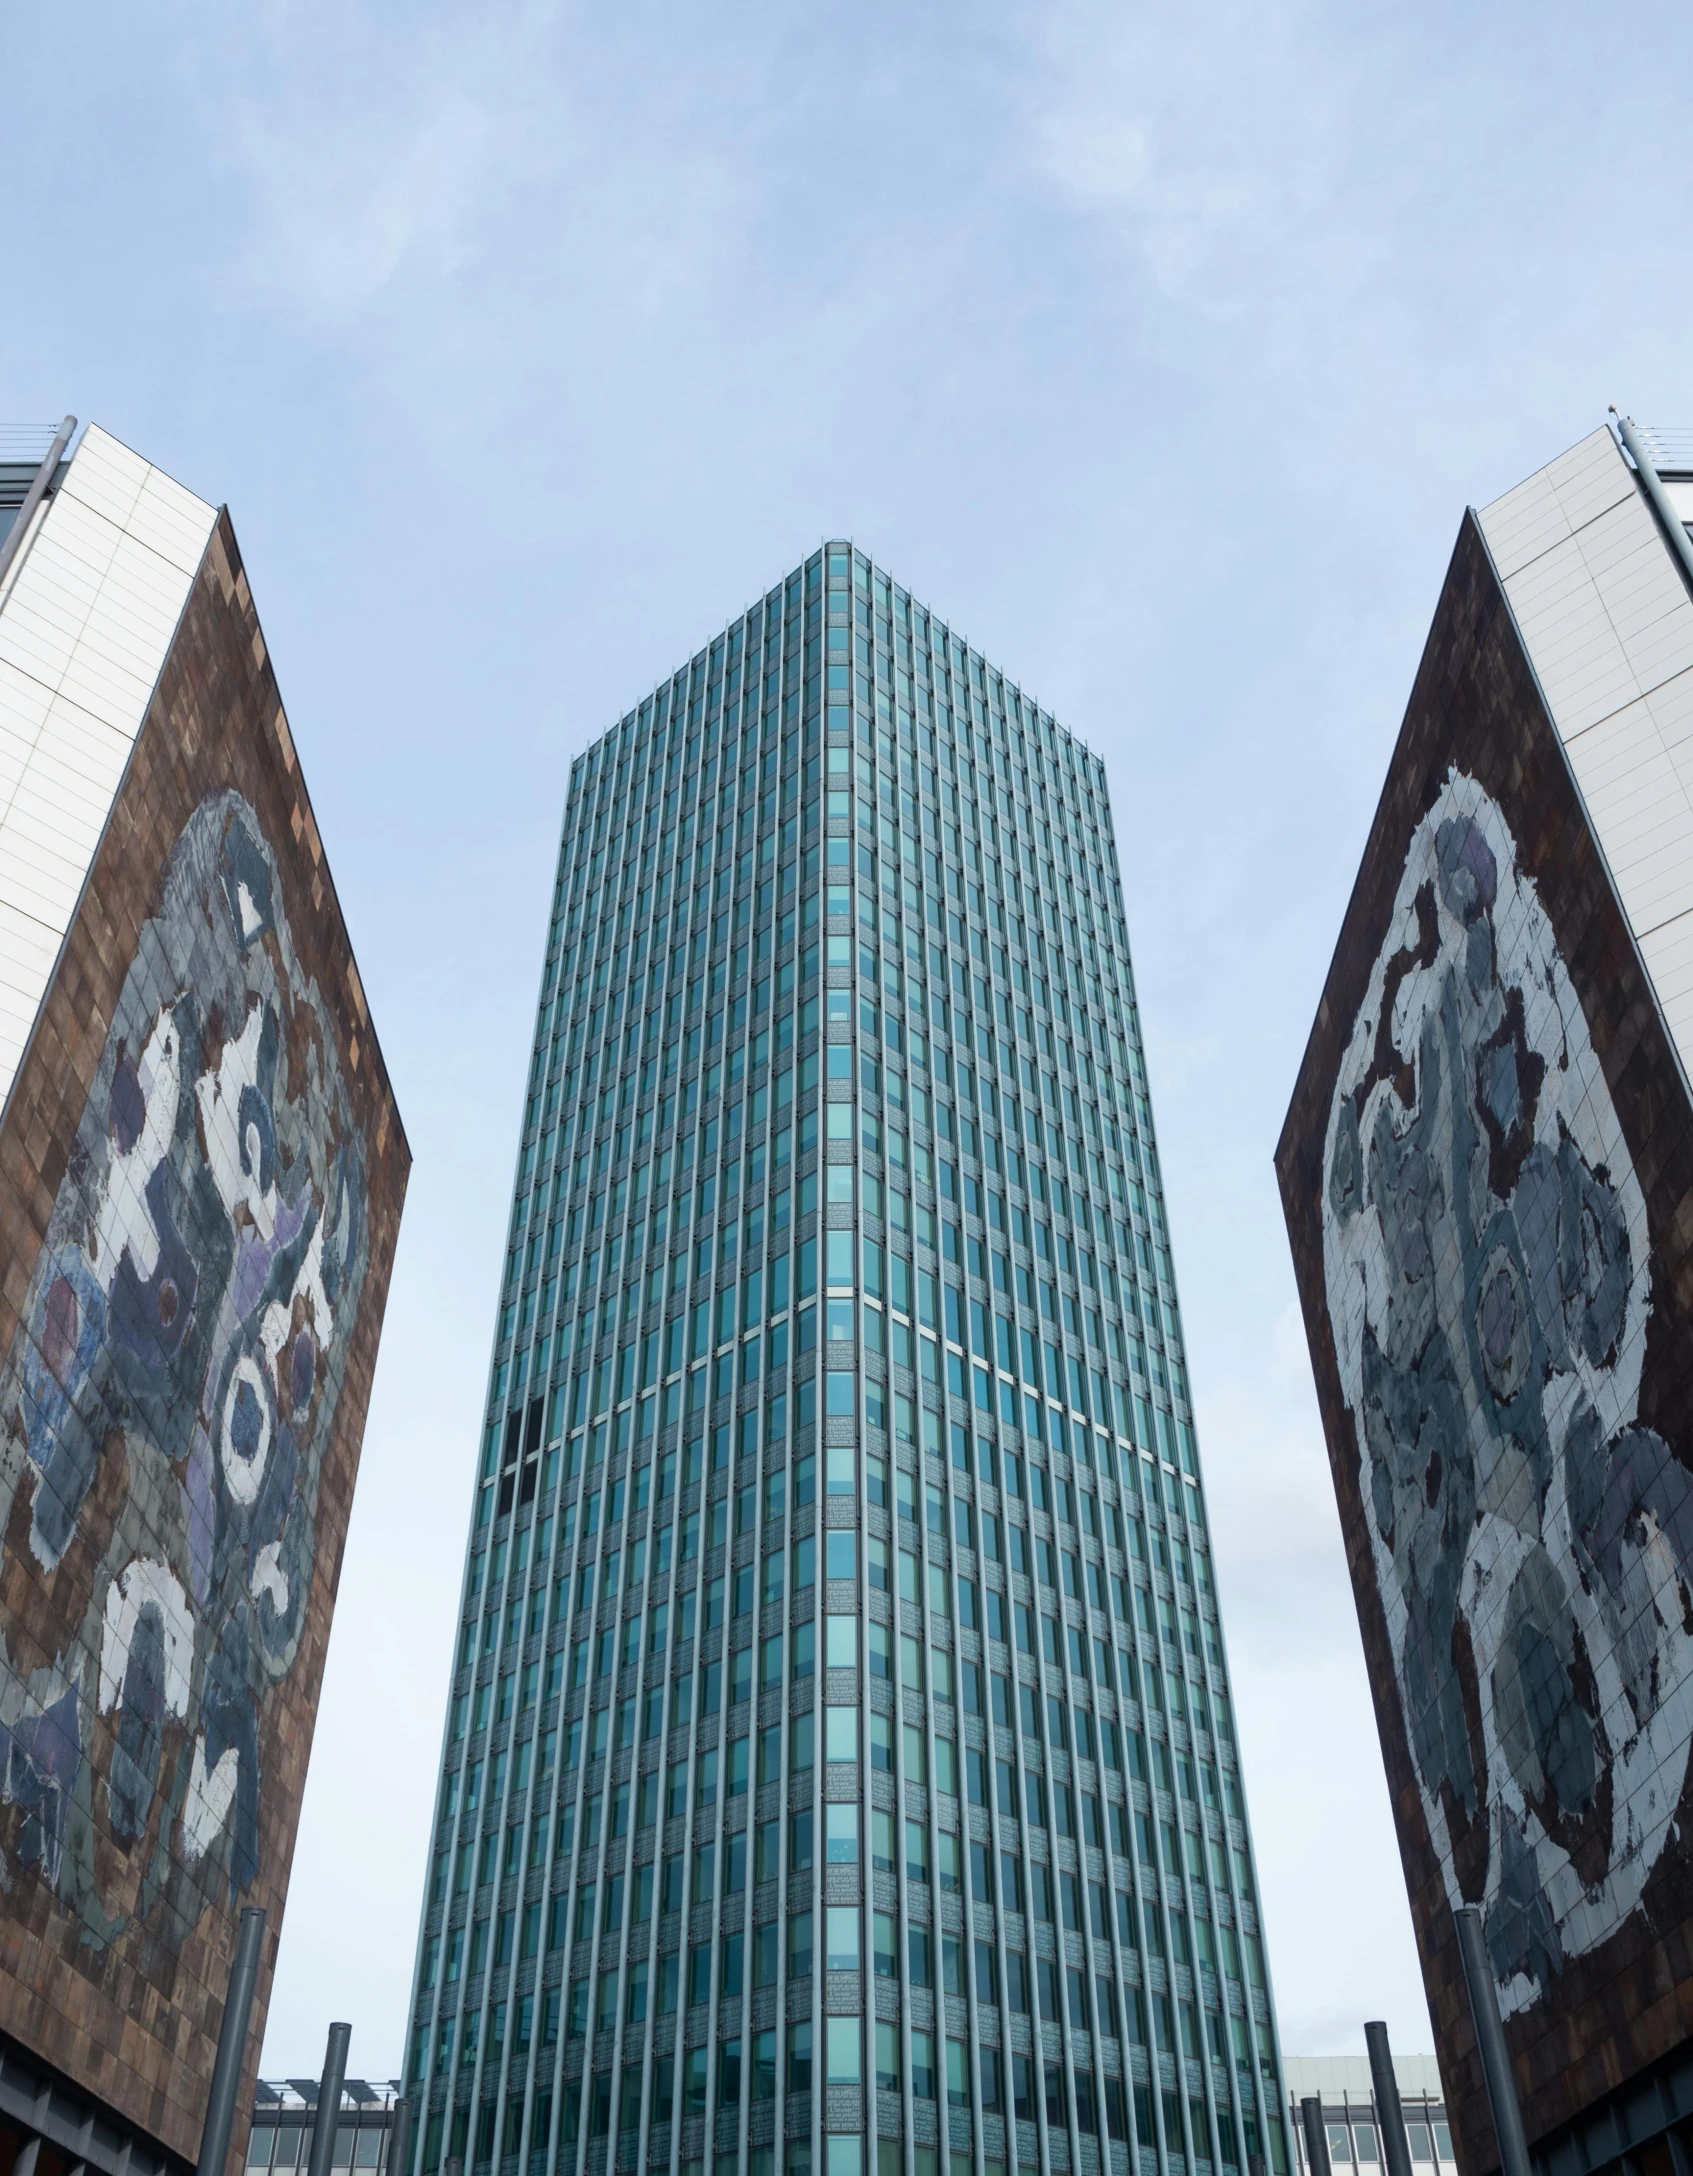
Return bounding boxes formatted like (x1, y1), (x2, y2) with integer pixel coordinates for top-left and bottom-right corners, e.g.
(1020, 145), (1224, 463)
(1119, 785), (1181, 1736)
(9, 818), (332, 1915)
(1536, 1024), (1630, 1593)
(1282, 2061), (1452, 2176)
(404, 544), (1290, 2176)
(0, 419), (408, 2176)
(1277, 418), (1693, 2176)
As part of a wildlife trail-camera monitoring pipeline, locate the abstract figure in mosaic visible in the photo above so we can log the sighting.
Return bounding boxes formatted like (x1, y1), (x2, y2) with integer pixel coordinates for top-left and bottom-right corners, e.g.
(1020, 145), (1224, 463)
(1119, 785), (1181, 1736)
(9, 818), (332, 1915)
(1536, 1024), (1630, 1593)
(0, 792), (367, 1951)
(1323, 771), (1693, 2014)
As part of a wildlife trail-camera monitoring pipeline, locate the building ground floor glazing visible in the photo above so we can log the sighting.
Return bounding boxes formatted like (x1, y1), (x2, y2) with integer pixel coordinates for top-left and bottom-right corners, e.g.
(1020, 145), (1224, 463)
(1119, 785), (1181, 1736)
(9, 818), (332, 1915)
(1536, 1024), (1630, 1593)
(408, 1387), (1286, 2176)
(246, 2083), (405, 2176)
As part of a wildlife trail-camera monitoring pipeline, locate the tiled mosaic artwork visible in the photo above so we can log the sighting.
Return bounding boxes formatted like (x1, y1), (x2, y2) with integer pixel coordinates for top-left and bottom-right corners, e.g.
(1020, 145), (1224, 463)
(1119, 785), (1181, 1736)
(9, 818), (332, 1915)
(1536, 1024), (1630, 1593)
(1279, 511), (1693, 2165)
(1322, 772), (1693, 2014)
(0, 789), (368, 1954)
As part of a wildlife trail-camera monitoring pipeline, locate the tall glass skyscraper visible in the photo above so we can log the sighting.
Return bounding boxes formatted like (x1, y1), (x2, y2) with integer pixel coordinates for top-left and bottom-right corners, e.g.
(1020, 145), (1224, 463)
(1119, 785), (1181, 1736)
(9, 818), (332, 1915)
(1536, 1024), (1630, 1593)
(405, 544), (1289, 2176)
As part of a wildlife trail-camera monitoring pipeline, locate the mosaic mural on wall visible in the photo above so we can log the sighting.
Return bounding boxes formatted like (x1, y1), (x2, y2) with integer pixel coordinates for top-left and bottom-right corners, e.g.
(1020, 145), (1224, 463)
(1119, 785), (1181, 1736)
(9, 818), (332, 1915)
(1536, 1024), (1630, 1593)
(0, 788), (368, 1953)
(1321, 768), (1693, 2017)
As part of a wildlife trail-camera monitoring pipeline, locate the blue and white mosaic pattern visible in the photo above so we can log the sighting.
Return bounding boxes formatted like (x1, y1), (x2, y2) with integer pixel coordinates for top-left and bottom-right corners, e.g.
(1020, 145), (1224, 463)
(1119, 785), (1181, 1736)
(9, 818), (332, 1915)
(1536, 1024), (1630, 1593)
(0, 791), (368, 1953)
(1323, 772), (1693, 2014)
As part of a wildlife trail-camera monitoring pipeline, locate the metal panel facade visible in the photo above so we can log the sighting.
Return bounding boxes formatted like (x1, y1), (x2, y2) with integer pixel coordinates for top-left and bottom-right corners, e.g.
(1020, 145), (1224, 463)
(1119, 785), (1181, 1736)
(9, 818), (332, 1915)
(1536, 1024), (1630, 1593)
(0, 427), (218, 1112)
(1478, 430), (1693, 1082)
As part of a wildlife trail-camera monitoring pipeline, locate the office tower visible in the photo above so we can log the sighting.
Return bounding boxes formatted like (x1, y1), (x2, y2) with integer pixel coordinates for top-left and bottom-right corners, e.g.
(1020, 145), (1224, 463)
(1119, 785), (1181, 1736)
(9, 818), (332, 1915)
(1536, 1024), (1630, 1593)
(1277, 419), (1693, 2176)
(407, 543), (1289, 2176)
(0, 421), (409, 2174)
(1283, 2059), (1453, 2176)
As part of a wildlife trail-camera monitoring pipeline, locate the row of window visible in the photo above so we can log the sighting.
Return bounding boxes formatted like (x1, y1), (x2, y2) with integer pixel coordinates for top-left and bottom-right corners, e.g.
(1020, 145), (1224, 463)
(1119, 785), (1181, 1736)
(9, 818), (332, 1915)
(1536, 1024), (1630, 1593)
(1309, 2120), (1455, 2169)
(554, 817), (1125, 1103)
(570, 736), (1116, 1006)
(574, 705), (1111, 911)
(543, 769), (1145, 1195)
(457, 1414), (1212, 1661)
(434, 1985), (1263, 2114)
(526, 852), (1157, 1357)
(437, 1583), (1228, 1854)
(519, 1048), (1156, 1327)
(423, 1428), (1246, 1928)
(504, 1030), (1170, 1421)
(420, 1477), (1255, 2098)
(420, 1820), (1274, 2152)
(439, 1626), (1235, 1863)
(492, 1260), (1182, 1541)
(247, 2131), (388, 2171)
(424, 2063), (1265, 2176)
(535, 1032), (1145, 1267)
(582, 559), (1102, 845)
(520, 997), (1141, 1255)
(455, 1414), (1213, 1690)
(558, 699), (1128, 1035)
(432, 1800), (1263, 1999)
(539, 924), (1125, 1217)
(465, 1442), (1208, 1649)
(552, 886), (1114, 1128)
(415, 1413), (1267, 2164)
(454, 1379), (1217, 1700)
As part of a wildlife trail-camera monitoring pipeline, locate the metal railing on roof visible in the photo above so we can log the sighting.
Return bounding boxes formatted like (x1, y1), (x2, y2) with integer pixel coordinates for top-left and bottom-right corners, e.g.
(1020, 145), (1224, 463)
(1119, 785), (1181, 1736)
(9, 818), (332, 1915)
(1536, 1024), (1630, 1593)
(0, 426), (66, 462)
(251, 2081), (404, 2113)
(1627, 423), (1693, 474)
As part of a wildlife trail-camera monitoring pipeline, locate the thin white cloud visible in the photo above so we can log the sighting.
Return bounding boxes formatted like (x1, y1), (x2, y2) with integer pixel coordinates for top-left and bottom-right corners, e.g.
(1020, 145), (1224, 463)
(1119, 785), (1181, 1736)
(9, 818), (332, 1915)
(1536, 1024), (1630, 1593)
(1029, 0), (1368, 320)
(172, 0), (764, 474)
(238, 87), (521, 315)
(180, 5), (553, 318)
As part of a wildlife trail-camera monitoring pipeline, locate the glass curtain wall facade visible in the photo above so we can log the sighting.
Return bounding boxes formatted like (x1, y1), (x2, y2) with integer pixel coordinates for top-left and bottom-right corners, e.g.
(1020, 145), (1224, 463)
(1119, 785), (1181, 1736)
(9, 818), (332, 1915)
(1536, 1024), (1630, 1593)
(405, 545), (1289, 2176)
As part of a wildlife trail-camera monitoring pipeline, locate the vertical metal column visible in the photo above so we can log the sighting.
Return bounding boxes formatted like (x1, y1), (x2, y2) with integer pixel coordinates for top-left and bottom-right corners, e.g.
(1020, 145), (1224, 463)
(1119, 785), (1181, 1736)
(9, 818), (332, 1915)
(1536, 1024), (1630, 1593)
(197, 1907), (269, 2176)
(1299, 2097), (1331, 2176)
(1365, 2019), (1414, 2176)
(385, 2097), (413, 2176)
(306, 2023), (353, 2176)
(1454, 1908), (1532, 2176)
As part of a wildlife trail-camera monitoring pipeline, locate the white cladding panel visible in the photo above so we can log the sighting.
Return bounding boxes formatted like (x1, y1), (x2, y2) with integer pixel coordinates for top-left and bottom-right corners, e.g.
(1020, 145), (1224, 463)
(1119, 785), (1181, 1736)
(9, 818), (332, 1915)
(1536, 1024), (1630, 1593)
(1283, 2053), (1446, 2100)
(0, 425), (216, 1113)
(1479, 429), (1693, 1083)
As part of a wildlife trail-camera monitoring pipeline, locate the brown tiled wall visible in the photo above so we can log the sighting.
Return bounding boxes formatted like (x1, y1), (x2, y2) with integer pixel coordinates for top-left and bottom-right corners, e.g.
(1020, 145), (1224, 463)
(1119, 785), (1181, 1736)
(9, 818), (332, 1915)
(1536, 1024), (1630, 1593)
(1276, 514), (1693, 2176)
(0, 510), (410, 2165)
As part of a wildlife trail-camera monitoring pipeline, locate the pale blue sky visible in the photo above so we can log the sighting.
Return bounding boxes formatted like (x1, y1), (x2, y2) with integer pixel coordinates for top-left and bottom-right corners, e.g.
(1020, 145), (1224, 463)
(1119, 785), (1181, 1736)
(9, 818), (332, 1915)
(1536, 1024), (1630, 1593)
(4, 0), (1688, 2077)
